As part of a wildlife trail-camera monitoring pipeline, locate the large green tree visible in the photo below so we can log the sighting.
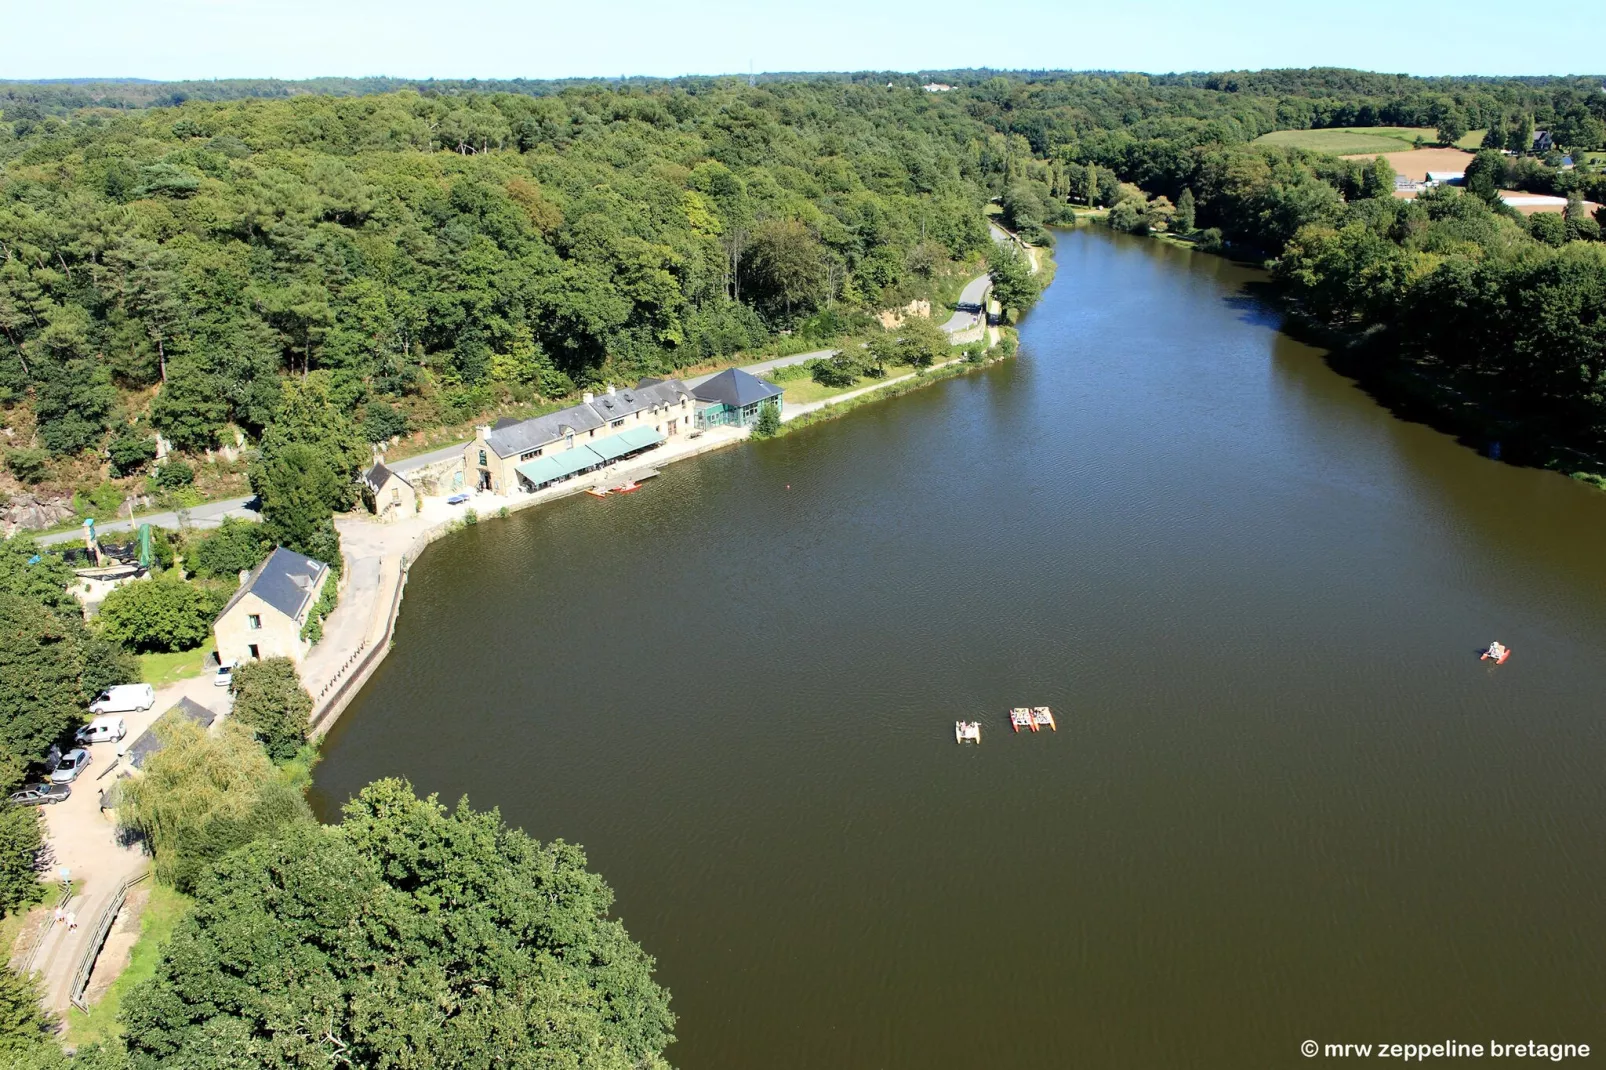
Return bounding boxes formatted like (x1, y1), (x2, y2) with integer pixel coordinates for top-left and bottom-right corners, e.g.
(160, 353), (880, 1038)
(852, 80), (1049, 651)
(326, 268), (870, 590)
(96, 572), (217, 654)
(0, 593), (137, 788)
(113, 719), (312, 893)
(122, 779), (675, 1070)
(228, 658), (312, 763)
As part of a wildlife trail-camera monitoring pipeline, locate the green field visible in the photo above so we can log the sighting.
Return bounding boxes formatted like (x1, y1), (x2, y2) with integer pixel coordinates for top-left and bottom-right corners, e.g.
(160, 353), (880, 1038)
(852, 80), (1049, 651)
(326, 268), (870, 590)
(1254, 126), (1485, 155)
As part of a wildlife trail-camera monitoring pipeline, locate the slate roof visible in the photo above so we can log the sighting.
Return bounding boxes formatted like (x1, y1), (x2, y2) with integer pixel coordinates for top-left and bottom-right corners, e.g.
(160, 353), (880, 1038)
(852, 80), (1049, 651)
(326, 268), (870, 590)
(362, 462), (410, 491)
(485, 404), (605, 458)
(482, 378), (693, 459)
(692, 367), (783, 408)
(127, 697), (217, 771)
(588, 379), (691, 422)
(219, 546), (329, 623)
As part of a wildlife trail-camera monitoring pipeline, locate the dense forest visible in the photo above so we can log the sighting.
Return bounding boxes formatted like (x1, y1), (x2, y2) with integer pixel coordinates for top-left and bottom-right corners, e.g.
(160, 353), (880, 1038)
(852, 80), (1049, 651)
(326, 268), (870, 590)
(3, 69), (1605, 505)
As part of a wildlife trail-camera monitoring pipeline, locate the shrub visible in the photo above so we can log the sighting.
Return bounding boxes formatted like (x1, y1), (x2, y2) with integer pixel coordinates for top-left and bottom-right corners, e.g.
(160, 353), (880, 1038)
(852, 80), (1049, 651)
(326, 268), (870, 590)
(750, 401), (781, 439)
(229, 658), (313, 763)
(361, 400), (408, 443)
(187, 518), (267, 580)
(4, 449), (49, 485)
(96, 572), (214, 653)
(107, 432), (158, 476)
(811, 353), (859, 388)
(152, 460), (195, 489)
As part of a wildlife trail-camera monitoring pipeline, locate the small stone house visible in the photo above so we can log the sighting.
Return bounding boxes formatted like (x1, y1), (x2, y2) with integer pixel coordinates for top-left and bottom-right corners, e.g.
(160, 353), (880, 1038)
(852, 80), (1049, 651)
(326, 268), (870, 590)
(362, 461), (417, 522)
(213, 547), (331, 666)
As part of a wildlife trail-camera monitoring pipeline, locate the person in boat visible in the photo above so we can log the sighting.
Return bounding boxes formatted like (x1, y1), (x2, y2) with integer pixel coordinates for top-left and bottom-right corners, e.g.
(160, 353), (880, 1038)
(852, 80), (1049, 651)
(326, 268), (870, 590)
(1486, 641), (1507, 660)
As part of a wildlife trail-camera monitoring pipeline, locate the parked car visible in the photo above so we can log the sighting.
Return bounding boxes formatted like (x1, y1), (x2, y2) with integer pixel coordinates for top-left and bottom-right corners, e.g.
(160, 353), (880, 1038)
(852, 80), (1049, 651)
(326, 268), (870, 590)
(50, 748), (91, 784)
(88, 684), (155, 715)
(8, 783), (71, 806)
(75, 715), (127, 745)
(215, 660), (236, 688)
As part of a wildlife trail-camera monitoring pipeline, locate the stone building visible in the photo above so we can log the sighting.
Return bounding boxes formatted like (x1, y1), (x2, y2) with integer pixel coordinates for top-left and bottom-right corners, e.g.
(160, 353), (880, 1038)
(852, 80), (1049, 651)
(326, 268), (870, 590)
(213, 547), (330, 666)
(465, 378), (695, 494)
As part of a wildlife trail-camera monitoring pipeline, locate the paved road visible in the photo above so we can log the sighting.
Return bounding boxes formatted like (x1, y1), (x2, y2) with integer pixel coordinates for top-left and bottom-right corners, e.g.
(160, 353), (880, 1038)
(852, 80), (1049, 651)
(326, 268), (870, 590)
(37, 496), (259, 546)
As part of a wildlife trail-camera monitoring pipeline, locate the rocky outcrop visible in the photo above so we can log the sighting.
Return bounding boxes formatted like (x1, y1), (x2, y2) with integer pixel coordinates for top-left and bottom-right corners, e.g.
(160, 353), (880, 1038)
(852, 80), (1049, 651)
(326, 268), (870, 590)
(878, 299), (932, 330)
(2, 493), (75, 532)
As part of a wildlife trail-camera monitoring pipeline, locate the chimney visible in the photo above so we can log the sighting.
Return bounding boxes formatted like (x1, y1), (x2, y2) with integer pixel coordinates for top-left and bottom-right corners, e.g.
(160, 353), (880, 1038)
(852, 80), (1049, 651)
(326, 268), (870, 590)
(476, 425), (491, 441)
(583, 391), (595, 405)
(238, 569), (250, 588)
(606, 383), (616, 396)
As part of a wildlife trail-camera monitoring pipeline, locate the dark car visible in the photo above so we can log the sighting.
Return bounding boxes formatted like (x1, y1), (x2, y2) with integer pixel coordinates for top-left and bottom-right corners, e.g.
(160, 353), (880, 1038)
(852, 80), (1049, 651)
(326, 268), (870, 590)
(9, 783), (71, 806)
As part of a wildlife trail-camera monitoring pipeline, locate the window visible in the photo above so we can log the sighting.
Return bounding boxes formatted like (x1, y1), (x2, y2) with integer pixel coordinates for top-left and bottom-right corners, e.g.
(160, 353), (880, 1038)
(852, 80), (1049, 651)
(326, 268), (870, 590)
(247, 644), (260, 660)
(521, 447), (543, 461)
(589, 429), (595, 438)
(611, 419), (625, 429)
(247, 614), (261, 631)
(478, 449), (487, 466)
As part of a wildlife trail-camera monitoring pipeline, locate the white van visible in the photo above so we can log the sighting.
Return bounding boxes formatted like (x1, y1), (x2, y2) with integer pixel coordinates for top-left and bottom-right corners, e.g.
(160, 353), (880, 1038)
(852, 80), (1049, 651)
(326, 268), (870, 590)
(88, 684), (155, 715)
(75, 716), (127, 745)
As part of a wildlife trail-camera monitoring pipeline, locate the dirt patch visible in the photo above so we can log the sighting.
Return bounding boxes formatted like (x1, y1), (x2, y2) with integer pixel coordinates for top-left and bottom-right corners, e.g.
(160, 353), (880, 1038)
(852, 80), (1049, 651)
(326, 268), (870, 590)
(1341, 147), (1475, 181)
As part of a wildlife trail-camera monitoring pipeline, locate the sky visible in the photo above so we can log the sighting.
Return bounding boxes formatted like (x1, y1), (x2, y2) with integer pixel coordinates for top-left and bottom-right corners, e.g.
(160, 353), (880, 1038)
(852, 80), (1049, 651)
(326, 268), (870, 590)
(0, 0), (1592, 82)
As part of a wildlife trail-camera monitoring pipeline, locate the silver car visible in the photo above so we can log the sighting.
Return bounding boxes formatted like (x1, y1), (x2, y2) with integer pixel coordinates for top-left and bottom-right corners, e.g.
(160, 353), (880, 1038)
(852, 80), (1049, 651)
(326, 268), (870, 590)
(8, 783), (71, 806)
(50, 748), (91, 784)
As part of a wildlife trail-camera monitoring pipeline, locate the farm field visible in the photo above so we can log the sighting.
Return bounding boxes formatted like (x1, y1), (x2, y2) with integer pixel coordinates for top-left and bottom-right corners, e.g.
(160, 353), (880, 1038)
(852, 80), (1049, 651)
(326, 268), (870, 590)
(1340, 146), (1476, 180)
(1254, 126), (1485, 154)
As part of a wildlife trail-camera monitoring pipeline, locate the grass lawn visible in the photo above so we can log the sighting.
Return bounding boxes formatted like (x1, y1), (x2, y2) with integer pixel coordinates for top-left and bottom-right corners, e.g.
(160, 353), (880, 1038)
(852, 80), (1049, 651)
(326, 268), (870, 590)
(139, 638), (214, 688)
(66, 882), (191, 1047)
(1253, 126), (1486, 155)
(782, 363), (948, 405)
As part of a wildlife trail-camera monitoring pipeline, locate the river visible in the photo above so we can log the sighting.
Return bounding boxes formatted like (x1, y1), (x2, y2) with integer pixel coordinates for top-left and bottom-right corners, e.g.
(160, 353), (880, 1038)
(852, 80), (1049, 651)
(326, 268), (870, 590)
(311, 228), (1606, 1069)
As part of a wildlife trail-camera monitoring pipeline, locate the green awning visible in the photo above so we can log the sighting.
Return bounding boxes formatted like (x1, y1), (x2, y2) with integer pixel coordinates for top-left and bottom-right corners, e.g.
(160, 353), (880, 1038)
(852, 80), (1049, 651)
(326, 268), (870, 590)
(589, 426), (664, 462)
(515, 445), (604, 487)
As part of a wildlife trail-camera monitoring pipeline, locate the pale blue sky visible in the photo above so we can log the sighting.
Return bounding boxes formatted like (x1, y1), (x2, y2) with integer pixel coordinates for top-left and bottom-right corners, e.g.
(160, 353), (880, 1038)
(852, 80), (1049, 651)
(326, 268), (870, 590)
(0, 0), (1590, 82)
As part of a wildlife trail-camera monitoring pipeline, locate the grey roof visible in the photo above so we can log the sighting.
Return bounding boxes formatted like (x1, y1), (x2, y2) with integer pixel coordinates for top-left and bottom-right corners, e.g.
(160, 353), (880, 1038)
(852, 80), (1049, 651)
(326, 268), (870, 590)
(127, 697), (217, 770)
(362, 462), (409, 491)
(219, 546), (329, 623)
(483, 379), (693, 458)
(587, 379), (692, 422)
(485, 404), (604, 458)
(692, 367), (782, 408)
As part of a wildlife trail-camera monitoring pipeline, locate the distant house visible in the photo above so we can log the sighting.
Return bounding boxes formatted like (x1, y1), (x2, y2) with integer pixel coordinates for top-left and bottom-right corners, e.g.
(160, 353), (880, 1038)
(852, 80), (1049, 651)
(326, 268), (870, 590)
(1393, 175), (1421, 193)
(466, 379), (694, 494)
(922, 83), (954, 93)
(125, 697), (218, 772)
(213, 547), (331, 666)
(692, 367), (784, 429)
(1424, 171), (1465, 187)
(1532, 130), (1554, 154)
(361, 461), (416, 522)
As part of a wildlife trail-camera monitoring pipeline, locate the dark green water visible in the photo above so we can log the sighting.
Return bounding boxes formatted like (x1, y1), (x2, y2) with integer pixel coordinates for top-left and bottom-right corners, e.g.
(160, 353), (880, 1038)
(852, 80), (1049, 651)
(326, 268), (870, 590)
(312, 229), (1606, 1068)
